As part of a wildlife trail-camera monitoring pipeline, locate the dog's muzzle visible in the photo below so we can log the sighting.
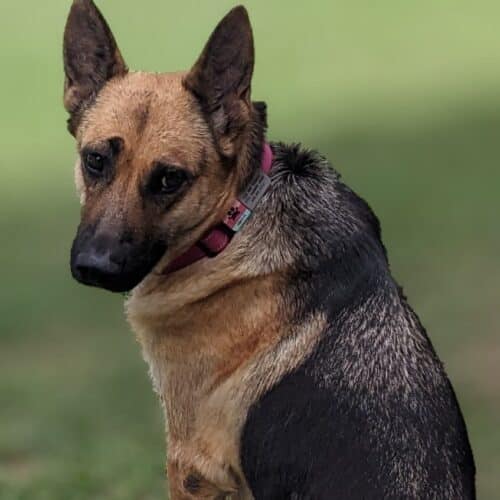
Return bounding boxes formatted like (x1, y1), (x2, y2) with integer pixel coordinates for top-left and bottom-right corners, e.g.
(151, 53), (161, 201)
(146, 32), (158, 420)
(71, 225), (166, 293)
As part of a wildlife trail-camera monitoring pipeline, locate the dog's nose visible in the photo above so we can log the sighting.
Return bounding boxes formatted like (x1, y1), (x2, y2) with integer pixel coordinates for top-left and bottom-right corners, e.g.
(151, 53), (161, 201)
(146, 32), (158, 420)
(74, 247), (123, 281)
(70, 227), (165, 293)
(71, 230), (129, 290)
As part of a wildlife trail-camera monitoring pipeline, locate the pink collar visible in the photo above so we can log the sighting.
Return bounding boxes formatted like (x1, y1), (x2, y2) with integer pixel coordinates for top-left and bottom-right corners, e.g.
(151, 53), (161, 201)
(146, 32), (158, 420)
(164, 142), (273, 275)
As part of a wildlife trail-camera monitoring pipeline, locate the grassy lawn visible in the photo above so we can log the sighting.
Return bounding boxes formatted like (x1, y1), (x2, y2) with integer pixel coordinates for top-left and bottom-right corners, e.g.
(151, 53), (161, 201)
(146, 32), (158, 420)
(0, 1), (499, 498)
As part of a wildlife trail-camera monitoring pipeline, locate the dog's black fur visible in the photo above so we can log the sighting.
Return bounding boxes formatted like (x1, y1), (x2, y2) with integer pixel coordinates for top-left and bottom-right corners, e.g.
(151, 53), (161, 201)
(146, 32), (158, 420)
(240, 144), (475, 499)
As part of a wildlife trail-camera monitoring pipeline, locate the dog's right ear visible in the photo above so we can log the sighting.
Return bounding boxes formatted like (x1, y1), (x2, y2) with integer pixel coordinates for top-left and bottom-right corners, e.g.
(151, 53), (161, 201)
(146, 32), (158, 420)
(63, 0), (127, 135)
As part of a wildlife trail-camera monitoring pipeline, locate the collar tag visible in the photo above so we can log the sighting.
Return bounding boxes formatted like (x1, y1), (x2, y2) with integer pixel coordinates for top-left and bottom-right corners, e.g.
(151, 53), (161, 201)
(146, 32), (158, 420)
(222, 168), (272, 232)
(239, 168), (272, 210)
(223, 200), (253, 232)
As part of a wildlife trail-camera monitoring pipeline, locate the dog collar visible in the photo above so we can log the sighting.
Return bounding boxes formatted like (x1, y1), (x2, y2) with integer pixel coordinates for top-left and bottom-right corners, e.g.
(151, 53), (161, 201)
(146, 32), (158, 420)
(164, 142), (273, 274)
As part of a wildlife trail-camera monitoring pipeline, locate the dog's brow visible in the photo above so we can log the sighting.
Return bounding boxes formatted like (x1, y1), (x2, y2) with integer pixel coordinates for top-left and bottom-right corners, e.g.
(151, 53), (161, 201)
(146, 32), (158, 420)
(153, 146), (209, 175)
(134, 101), (151, 135)
(80, 140), (111, 155)
(80, 137), (123, 156)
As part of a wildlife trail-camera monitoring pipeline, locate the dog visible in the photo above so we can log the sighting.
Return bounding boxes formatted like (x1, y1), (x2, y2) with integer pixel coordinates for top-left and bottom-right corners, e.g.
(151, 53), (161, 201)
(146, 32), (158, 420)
(63, 1), (476, 498)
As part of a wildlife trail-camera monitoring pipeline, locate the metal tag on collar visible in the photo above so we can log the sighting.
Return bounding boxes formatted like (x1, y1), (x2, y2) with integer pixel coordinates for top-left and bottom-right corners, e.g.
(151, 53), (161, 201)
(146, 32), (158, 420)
(239, 168), (272, 210)
(222, 169), (272, 233)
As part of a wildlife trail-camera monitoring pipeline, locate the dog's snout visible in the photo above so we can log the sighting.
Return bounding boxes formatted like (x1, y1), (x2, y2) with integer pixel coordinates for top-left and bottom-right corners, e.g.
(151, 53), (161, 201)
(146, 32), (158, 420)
(74, 245), (123, 281)
(71, 231), (132, 292)
(70, 225), (166, 293)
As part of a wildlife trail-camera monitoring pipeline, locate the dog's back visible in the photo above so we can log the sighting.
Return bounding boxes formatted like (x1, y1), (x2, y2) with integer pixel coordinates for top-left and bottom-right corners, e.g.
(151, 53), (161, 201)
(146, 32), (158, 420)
(240, 144), (475, 499)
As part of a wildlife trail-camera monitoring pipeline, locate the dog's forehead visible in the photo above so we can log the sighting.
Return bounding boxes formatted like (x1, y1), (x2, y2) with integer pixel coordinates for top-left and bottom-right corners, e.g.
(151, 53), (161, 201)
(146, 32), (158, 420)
(79, 71), (210, 166)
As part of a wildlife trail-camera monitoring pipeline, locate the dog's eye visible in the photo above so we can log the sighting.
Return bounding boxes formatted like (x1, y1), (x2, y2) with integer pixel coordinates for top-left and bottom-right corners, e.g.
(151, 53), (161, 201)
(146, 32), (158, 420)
(150, 167), (188, 195)
(84, 152), (106, 176)
(161, 170), (187, 193)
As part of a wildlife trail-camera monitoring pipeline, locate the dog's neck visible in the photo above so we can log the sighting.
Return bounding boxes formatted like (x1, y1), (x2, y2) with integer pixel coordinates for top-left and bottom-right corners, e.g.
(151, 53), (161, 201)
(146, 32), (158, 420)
(125, 230), (283, 387)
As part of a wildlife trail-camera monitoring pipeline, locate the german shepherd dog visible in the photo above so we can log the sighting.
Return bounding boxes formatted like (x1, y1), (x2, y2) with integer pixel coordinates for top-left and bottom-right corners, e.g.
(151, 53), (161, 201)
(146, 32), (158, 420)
(63, 1), (475, 498)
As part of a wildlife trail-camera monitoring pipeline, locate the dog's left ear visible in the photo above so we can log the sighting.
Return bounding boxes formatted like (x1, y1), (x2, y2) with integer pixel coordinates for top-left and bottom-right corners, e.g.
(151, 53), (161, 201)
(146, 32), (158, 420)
(63, 0), (128, 135)
(184, 6), (254, 158)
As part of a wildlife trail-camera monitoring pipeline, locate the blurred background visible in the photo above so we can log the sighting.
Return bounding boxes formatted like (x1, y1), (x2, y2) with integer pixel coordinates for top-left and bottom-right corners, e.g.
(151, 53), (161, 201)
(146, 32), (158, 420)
(0, 1), (498, 498)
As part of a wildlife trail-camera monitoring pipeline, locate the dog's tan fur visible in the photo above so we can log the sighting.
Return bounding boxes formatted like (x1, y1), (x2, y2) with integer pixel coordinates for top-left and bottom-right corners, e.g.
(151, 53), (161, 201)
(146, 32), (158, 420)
(127, 252), (325, 498)
(74, 71), (240, 268)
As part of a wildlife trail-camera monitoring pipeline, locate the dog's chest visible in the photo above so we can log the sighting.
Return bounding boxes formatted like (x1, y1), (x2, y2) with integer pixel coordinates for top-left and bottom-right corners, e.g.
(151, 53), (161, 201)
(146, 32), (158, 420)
(140, 332), (255, 499)
(126, 274), (325, 499)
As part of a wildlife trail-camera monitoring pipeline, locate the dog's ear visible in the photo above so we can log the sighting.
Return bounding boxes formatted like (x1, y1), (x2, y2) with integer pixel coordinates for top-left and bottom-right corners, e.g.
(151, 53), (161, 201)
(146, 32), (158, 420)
(184, 6), (254, 158)
(63, 0), (127, 135)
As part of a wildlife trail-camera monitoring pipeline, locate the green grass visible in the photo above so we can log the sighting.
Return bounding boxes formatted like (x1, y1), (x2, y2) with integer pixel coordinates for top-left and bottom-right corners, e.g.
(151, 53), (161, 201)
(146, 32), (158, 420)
(1, 1), (499, 498)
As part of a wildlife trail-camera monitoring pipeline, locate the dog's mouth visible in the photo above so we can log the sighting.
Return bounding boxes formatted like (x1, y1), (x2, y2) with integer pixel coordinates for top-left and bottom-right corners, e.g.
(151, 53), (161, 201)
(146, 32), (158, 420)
(70, 228), (167, 293)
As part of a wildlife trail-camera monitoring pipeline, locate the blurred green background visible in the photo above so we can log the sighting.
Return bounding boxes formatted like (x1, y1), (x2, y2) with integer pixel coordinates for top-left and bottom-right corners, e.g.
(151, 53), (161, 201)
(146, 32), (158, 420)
(0, 1), (499, 498)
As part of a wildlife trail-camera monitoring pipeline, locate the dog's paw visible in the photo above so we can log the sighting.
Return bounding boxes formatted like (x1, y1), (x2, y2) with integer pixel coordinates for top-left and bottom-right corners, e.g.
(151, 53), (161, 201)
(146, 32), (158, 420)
(167, 455), (240, 500)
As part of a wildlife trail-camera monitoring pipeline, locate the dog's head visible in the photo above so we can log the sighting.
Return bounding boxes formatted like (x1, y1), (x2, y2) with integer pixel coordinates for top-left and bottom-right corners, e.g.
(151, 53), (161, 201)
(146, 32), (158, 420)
(63, 1), (265, 292)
